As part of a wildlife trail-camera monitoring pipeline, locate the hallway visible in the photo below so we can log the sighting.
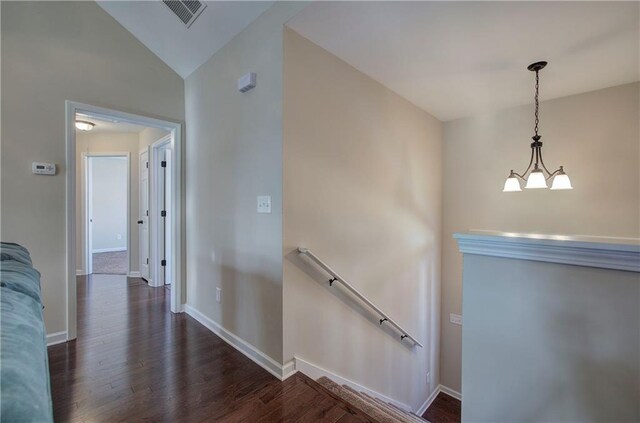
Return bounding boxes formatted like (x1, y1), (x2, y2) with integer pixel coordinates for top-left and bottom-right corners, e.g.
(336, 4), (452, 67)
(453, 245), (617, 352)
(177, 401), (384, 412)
(47, 275), (373, 422)
(91, 251), (128, 274)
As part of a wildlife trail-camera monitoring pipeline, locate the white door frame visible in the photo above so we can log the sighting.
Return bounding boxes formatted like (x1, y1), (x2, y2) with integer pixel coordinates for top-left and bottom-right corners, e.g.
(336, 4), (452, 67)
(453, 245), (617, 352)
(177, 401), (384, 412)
(65, 101), (183, 341)
(82, 152), (131, 276)
(149, 135), (172, 288)
(139, 149), (151, 282)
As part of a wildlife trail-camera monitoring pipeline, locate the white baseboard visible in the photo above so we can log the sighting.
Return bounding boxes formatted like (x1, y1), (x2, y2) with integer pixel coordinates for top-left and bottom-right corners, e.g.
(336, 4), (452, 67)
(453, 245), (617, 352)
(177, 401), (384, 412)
(92, 247), (126, 253)
(282, 359), (296, 380)
(128, 271), (141, 277)
(417, 386), (441, 416)
(185, 304), (289, 380)
(46, 331), (67, 346)
(439, 384), (462, 401)
(294, 356), (413, 412)
(416, 384), (462, 415)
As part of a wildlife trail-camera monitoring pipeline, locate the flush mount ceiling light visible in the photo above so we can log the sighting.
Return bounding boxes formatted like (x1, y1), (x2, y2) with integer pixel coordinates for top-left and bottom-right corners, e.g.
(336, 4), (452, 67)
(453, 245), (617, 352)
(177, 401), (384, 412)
(503, 61), (573, 192)
(75, 120), (95, 131)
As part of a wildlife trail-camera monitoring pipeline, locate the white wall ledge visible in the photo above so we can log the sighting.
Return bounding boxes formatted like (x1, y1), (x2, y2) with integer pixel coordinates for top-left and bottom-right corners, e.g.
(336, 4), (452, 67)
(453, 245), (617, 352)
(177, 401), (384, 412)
(454, 230), (640, 272)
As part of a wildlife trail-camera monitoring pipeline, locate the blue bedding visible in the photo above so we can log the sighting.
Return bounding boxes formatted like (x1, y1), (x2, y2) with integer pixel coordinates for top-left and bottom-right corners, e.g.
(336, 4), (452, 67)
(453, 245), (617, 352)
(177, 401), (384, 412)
(0, 242), (53, 423)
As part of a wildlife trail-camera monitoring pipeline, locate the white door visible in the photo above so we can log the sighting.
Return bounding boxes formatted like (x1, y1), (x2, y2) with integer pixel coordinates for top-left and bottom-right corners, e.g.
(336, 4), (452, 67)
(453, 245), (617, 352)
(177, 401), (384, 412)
(156, 148), (166, 286)
(86, 157), (94, 275)
(139, 150), (150, 280)
(164, 149), (172, 286)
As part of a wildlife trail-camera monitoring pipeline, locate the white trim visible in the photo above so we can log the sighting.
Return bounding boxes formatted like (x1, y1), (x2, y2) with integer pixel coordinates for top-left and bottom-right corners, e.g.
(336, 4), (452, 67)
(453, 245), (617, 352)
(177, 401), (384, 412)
(185, 304), (288, 380)
(66, 101), (184, 341)
(416, 387), (441, 416)
(138, 149), (150, 281)
(416, 384), (462, 416)
(293, 356), (413, 412)
(454, 231), (640, 272)
(439, 384), (462, 401)
(128, 271), (141, 278)
(92, 247), (127, 254)
(83, 152), (131, 276)
(46, 331), (68, 346)
(282, 360), (296, 380)
(149, 135), (172, 288)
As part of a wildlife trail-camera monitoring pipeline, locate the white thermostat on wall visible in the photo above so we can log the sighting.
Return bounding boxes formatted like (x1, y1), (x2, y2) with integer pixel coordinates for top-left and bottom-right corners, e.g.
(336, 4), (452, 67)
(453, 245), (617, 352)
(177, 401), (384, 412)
(237, 72), (256, 93)
(32, 162), (56, 175)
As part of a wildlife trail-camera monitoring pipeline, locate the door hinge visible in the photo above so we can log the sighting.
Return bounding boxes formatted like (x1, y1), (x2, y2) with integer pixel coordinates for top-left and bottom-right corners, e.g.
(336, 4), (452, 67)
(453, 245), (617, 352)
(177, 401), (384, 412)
(161, 210), (166, 217)
(146, 210), (149, 216)
(161, 160), (167, 168)
(161, 259), (167, 267)
(146, 258), (149, 264)
(146, 161), (149, 168)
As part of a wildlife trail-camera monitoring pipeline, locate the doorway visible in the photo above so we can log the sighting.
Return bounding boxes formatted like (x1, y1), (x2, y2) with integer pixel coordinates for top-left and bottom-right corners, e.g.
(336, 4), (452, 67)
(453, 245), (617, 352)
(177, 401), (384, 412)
(139, 150), (150, 281)
(66, 101), (183, 341)
(84, 154), (130, 275)
(150, 135), (173, 288)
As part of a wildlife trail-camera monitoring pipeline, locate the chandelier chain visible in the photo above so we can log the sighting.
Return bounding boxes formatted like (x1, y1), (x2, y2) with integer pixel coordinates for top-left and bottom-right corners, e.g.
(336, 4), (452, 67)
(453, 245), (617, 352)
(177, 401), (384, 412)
(534, 70), (539, 137)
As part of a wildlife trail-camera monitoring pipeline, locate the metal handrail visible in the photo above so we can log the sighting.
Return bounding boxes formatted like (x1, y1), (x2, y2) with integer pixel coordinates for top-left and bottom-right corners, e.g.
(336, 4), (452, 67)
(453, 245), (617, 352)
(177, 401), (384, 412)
(297, 247), (423, 348)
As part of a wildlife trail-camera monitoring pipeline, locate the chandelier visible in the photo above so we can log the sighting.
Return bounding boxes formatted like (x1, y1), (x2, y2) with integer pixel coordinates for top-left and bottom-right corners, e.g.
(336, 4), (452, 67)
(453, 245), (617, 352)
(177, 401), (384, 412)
(503, 61), (573, 192)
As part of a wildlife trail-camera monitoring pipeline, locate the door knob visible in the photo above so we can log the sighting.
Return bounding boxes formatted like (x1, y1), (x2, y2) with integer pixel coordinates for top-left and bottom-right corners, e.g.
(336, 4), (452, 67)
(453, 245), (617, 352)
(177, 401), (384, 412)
(137, 220), (144, 224)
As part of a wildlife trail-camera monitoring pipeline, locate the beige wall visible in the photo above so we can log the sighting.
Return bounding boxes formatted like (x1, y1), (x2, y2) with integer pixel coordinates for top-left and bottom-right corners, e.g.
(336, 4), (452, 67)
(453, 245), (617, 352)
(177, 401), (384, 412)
(1, 1), (184, 336)
(283, 29), (443, 409)
(184, 3), (306, 364)
(441, 82), (640, 392)
(139, 127), (170, 152)
(461, 254), (639, 422)
(75, 132), (141, 274)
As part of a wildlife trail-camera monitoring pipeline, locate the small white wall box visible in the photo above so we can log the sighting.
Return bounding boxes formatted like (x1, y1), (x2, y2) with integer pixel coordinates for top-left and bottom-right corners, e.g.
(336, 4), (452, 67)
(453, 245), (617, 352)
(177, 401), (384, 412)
(32, 162), (56, 175)
(237, 72), (257, 93)
(257, 196), (271, 213)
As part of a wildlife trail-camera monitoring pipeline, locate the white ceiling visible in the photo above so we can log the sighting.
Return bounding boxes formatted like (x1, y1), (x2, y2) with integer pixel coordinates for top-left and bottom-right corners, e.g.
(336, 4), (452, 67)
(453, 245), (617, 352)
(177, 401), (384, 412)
(97, 1), (274, 78)
(76, 114), (149, 134)
(288, 1), (639, 121)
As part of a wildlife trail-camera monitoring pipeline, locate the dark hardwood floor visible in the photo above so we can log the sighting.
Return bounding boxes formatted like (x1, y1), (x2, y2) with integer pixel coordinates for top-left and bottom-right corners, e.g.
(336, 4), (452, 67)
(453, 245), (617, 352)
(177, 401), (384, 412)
(422, 393), (461, 423)
(48, 275), (375, 422)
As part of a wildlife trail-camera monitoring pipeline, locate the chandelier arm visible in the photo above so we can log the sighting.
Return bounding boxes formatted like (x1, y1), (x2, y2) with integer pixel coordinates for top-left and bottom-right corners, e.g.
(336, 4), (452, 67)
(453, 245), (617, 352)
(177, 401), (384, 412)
(511, 172), (527, 181)
(518, 147), (535, 178)
(537, 148), (554, 177)
(544, 168), (563, 181)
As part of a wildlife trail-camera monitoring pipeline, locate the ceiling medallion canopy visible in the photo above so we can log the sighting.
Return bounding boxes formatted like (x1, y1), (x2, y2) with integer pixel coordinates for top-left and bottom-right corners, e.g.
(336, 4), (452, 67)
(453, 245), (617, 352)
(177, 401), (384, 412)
(503, 61), (573, 192)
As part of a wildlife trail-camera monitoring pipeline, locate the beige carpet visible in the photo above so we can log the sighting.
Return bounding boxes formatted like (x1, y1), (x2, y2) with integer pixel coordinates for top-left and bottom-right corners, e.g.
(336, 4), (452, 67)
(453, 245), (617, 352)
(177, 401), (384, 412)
(92, 251), (127, 275)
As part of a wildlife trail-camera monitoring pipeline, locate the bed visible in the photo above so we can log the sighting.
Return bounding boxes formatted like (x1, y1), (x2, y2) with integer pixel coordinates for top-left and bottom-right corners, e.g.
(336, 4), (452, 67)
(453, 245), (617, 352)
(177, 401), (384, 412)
(0, 242), (53, 422)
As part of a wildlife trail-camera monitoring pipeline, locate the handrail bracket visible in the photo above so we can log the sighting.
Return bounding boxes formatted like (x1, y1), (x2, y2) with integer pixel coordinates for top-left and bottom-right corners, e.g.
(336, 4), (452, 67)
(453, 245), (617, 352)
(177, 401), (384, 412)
(297, 247), (423, 348)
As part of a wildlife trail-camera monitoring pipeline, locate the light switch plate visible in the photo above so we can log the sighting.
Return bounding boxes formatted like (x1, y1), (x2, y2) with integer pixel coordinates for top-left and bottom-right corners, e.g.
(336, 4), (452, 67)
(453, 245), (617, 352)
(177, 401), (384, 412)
(450, 313), (463, 326)
(257, 196), (271, 213)
(216, 287), (221, 303)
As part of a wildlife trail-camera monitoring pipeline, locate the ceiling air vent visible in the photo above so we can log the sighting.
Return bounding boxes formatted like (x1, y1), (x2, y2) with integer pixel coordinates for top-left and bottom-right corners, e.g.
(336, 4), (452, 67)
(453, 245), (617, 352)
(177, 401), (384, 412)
(163, 0), (207, 28)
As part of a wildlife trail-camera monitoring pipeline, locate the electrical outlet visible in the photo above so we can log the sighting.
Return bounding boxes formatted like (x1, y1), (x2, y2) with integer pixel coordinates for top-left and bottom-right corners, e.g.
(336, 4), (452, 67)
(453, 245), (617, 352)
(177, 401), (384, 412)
(116, 234), (122, 240)
(450, 313), (463, 326)
(257, 196), (271, 213)
(426, 371), (431, 385)
(216, 287), (221, 303)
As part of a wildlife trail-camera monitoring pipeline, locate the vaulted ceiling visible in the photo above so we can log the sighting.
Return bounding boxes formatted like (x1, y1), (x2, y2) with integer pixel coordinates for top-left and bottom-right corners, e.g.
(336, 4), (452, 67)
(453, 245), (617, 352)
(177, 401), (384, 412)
(288, 1), (639, 121)
(100, 1), (639, 121)
(97, 1), (274, 79)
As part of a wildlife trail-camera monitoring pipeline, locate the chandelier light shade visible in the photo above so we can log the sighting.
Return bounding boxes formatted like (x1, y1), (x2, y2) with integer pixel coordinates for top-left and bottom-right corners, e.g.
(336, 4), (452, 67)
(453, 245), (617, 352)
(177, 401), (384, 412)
(503, 172), (522, 192)
(75, 120), (95, 131)
(525, 169), (547, 189)
(550, 167), (573, 190)
(503, 61), (572, 192)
